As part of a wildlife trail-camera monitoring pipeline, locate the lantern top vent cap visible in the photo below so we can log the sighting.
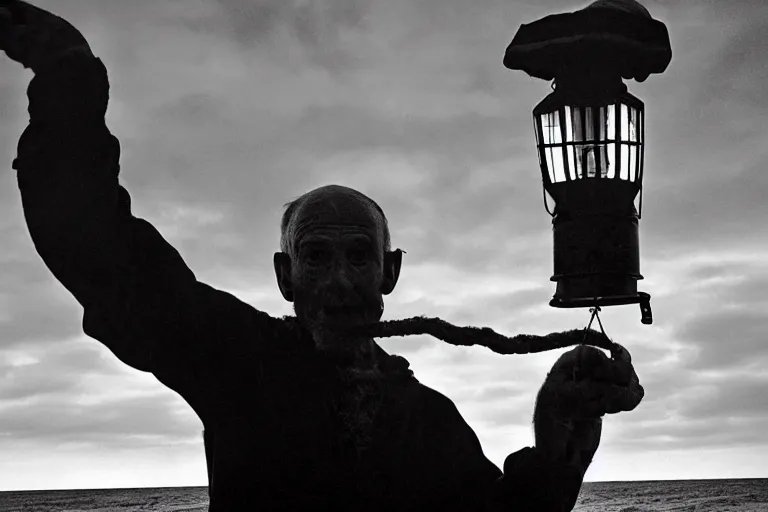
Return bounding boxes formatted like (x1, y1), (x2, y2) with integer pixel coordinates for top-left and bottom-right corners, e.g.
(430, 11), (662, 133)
(586, 0), (651, 18)
(503, 0), (672, 83)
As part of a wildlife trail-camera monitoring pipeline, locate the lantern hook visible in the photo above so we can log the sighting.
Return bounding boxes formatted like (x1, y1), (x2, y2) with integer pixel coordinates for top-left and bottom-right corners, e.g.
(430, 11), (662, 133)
(581, 305), (607, 344)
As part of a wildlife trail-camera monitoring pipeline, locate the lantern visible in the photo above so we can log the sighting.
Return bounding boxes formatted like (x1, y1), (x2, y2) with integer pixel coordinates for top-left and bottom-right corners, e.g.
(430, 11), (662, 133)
(504, 0), (672, 325)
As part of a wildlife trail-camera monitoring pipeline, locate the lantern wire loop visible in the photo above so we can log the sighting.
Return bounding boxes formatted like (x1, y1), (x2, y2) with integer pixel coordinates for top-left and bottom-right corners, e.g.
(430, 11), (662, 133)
(581, 305), (607, 343)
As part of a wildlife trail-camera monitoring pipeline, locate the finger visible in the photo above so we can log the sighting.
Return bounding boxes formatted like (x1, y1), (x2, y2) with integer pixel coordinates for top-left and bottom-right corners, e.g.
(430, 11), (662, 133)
(576, 344), (608, 364)
(573, 343), (635, 385)
(616, 370), (640, 405)
(538, 377), (600, 418)
(590, 377), (644, 416)
(554, 375), (643, 418)
(562, 385), (617, 418)
(610, 342), (632, 364)
(604, 383), (643, 414)
(550, 345), (607, 376)
(574, 345), (610, 373)
(561, 346), (614, 383)
(588, 359), (633, 386)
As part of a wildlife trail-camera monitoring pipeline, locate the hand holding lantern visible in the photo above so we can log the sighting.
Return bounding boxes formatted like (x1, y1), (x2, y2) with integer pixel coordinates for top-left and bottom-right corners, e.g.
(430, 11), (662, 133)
(502, 0), (672, 480)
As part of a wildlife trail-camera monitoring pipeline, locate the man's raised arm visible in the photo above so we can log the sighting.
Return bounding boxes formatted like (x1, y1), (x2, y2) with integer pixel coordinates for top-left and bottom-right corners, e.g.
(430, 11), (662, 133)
(1, 2), (272, 409)
(12, 45), (198, 372)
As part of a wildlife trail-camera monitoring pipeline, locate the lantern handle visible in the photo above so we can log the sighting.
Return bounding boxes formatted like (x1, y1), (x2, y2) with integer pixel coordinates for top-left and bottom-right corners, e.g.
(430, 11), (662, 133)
(542, 185), (555, 218)
(637, 184), (643, 220)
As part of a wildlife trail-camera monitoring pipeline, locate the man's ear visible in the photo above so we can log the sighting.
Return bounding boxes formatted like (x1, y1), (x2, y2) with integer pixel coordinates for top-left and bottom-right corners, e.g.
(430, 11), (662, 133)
(381, 249), (403, 296)
(273, 252), (294, 302)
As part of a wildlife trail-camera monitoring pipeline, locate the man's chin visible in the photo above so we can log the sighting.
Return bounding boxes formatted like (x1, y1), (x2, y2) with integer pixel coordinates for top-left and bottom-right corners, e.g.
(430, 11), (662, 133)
(319, 311), (374, 329)
(311, 321), (372, 355)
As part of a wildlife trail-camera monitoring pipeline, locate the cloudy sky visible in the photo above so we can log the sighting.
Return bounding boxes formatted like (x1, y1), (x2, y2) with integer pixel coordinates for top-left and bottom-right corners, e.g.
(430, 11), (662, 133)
(0, 0), (766, 492)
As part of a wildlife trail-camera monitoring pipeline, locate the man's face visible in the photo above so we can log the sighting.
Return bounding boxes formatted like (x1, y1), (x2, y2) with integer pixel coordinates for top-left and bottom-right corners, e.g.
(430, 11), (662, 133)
(288, 193), (386, 345)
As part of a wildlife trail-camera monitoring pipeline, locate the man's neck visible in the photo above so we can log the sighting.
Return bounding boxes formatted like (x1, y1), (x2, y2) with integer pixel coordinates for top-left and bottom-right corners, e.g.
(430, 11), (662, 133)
(352, 338), (377, 367)
(313, 332), (379, 367)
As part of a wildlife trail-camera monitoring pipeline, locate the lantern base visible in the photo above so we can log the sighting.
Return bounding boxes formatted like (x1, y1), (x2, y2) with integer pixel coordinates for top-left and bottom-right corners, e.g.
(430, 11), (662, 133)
(549, 291), (652, 325)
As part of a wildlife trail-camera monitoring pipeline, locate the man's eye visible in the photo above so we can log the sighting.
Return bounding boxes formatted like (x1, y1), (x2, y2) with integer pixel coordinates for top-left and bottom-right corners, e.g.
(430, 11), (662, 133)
(348, 249), (369, 266)
(305, 249), (328, 265)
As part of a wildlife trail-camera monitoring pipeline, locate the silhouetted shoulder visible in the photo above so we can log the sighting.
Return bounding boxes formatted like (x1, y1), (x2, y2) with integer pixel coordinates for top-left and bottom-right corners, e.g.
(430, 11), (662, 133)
(184, 282), (294, 356)
(412, 383), (463, 417)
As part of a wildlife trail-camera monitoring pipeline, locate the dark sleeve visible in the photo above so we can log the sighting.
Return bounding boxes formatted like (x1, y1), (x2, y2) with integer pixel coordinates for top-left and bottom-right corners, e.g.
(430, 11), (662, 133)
(420, 388), (583, 512)
(487, 447), (584, 512)
(13, 51), (280, 418)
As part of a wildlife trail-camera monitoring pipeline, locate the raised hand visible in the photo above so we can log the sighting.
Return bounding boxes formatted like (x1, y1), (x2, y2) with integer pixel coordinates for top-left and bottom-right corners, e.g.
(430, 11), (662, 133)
(0, 0), (92, 72)
(533, 344), (644, 471)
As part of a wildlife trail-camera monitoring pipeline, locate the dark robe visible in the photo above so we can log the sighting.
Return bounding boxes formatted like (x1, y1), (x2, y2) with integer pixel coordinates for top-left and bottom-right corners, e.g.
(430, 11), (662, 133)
(13, 52), (584, 511)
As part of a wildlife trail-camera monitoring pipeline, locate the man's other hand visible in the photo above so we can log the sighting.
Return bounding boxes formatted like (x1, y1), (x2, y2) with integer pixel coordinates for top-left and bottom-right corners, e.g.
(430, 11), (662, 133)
(533, 344), (644, 470)
(540, 344), (643, 420)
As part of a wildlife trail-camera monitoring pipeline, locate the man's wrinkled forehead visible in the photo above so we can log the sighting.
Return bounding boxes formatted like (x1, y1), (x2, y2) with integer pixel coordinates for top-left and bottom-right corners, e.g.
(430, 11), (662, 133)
(292, 191), (383, 245)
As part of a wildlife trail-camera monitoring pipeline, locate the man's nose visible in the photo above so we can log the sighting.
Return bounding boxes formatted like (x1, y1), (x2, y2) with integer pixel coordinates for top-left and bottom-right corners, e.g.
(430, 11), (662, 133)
(334, 263), (356, 289)
(323, 259), (357, 293)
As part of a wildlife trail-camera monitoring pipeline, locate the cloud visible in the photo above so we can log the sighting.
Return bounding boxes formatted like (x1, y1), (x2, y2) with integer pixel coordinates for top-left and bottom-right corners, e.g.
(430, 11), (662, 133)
(0, 341), (106, 401)
(215, 0), (367, 46)
(614, 415), (768, 450)
(643, 132), (768, 259)
(376, 334), (433, 356)
(0, 249), (83, 348)
(676, 309), (768, 370)
(0, 335), (199, 448)
(680, 374), (768, 420)
(703, 16), (768, 115)
(0, 392), (200, 446)
(479, 397), (536, 428)
(171, 0), (371, 74)
(672, 262), (768, 370)
(599, 348), (768, 451)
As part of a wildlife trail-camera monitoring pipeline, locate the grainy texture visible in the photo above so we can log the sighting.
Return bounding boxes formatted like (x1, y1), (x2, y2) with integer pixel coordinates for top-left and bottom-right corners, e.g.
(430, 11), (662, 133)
(2, 479), (767, 511)
(574, 479), (768, 511)
(0, 486), (210, 512)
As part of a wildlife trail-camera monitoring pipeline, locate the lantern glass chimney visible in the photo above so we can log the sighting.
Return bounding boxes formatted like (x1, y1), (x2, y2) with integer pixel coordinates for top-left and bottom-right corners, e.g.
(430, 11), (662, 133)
(533, 90), (645, 195)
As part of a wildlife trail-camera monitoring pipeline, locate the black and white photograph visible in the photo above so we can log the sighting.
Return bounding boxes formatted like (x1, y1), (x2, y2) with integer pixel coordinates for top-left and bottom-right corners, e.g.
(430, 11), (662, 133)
(0, 0), (766, 510)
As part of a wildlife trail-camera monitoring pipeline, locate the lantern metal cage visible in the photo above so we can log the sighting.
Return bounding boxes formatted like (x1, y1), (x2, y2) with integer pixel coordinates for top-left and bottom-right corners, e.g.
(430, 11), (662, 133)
(532, 83), (652, 323)
(534, 90), (645, 198)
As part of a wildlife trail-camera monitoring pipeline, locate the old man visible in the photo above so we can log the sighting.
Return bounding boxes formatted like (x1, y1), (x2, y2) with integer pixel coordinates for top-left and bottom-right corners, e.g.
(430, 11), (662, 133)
(1, 2), (639, 510)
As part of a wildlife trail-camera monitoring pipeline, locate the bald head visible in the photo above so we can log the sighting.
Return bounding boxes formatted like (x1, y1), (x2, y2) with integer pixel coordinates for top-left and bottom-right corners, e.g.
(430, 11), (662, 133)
(280, 185), (391, 258)
(273, 185), (402, 355)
